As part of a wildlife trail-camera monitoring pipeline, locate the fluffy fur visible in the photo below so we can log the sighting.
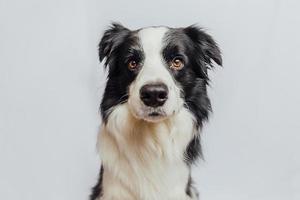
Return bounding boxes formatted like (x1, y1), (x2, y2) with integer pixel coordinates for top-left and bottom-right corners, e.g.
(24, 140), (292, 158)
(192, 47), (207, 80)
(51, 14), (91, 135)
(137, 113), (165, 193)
(91, 23), (222, 200)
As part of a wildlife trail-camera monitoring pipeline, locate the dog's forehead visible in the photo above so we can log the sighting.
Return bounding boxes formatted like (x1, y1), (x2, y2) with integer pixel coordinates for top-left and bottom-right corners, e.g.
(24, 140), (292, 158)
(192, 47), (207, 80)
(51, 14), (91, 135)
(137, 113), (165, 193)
(137, 27), (169, 54)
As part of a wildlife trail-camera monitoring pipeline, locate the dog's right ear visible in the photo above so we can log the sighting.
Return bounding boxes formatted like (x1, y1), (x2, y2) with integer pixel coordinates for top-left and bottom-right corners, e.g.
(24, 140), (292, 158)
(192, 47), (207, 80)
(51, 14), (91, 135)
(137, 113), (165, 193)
(99, 23), (130, 66)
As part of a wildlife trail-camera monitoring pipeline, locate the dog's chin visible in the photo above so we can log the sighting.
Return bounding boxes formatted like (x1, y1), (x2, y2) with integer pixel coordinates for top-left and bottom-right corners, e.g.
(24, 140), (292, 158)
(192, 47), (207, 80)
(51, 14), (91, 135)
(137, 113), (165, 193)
(141, 111), (168, 123)
(128, 105), (170, 123)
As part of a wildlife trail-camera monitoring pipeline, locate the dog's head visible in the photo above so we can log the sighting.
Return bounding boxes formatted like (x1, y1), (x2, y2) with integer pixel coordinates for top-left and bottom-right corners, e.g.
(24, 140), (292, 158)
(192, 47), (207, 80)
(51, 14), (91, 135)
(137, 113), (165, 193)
(99, 23), (222, 126)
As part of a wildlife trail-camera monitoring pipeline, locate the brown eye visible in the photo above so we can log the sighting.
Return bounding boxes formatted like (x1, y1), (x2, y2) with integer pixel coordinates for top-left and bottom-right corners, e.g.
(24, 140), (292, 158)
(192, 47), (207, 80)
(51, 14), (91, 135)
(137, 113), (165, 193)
(128, 60), (138, 70)
(170, 57), (184, 70)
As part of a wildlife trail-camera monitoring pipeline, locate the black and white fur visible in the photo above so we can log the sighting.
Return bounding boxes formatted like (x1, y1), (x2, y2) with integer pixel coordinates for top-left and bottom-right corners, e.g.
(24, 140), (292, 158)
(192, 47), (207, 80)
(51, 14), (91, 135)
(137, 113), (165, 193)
(91, 23), (222, 200)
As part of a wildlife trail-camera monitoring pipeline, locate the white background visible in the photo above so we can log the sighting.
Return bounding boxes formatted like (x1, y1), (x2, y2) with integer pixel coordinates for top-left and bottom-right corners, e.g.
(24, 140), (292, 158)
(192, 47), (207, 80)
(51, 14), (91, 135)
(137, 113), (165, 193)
(1, 0), (300, 200)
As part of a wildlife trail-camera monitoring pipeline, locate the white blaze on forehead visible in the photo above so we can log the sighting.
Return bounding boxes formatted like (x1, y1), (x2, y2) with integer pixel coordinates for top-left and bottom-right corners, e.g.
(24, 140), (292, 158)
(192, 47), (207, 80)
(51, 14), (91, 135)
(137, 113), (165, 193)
(138, 27), (168, 56)
(137, 27), (170, 84)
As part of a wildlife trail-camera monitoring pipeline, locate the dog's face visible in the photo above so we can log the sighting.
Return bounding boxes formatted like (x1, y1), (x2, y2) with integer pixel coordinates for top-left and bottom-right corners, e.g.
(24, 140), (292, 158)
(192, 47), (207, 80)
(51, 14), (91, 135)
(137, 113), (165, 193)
(99, 23), (222, 125)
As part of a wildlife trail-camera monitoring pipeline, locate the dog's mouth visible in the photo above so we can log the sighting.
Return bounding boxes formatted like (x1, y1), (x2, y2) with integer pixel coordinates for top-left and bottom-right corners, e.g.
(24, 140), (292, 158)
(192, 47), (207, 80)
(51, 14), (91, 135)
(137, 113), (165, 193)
(128, 99), (172, 123)
(141, 109), (168, 123)
(148, 111), (161, 117)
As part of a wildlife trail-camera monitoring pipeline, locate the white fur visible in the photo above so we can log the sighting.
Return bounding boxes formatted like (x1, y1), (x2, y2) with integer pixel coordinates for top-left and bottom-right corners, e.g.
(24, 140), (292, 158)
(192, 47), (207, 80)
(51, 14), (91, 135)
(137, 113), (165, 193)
(128, 27), (183, 122)
(98, 104), (198, 200)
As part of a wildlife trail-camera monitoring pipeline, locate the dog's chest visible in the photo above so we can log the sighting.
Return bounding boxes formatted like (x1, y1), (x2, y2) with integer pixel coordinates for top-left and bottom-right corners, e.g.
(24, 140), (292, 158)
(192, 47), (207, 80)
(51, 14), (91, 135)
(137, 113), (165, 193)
(99, 105), (196, 199)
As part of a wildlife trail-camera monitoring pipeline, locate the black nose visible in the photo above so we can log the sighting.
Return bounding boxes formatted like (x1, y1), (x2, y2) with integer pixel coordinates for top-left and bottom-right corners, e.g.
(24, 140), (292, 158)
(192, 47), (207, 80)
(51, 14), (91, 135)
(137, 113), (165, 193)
(140, 83), (168, 107)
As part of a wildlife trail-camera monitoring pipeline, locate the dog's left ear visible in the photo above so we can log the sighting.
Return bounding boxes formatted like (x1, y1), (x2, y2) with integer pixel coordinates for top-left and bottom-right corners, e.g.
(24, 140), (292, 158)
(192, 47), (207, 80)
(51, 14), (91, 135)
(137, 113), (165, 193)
(184, 25), (222, 68)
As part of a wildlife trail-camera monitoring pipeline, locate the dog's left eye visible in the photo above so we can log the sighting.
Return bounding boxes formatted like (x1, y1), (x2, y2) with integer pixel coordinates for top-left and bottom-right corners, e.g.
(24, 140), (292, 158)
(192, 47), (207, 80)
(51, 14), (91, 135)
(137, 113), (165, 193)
(170, 57), (184, 70)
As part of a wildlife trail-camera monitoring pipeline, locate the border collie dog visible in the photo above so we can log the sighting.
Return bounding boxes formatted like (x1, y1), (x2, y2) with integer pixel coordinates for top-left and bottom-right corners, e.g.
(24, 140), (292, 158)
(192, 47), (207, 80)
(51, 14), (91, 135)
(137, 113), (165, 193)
(91, 23), (222, 200)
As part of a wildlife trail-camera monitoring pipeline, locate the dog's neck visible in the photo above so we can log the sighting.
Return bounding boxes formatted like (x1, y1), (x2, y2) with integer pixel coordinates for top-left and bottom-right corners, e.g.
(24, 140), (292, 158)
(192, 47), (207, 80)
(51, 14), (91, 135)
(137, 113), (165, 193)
(98, 104), (198, 199)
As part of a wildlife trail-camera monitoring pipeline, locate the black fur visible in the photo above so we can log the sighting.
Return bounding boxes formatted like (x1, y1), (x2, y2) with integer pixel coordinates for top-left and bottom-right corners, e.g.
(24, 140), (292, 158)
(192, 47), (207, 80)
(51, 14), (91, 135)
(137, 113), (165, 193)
(163, 26), (222, 127)
(99, 23), (144, 123)
(91, 23), (222, 199)
(90, 165), (104, 200)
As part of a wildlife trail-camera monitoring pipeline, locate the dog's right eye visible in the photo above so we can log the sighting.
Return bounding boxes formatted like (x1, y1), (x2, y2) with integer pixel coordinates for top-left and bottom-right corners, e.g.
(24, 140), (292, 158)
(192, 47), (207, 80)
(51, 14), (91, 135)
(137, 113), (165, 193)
(128, 60), (138, 71)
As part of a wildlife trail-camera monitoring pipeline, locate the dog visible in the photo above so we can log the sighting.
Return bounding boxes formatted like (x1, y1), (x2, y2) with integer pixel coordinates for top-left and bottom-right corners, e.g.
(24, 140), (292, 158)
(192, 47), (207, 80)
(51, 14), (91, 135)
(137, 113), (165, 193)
(90, 23), (222, 200)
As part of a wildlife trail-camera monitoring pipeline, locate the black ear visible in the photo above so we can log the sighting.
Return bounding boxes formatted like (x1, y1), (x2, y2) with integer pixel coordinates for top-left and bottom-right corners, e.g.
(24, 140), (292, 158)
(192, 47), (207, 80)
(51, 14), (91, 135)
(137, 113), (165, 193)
(98, 23), (130, 66)
(184, 25), (222, 67)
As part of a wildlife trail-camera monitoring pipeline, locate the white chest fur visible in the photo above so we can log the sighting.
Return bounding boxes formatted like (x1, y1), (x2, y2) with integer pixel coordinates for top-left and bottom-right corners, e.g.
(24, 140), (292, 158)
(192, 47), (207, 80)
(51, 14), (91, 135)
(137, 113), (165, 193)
(98, 104), (197, 200)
